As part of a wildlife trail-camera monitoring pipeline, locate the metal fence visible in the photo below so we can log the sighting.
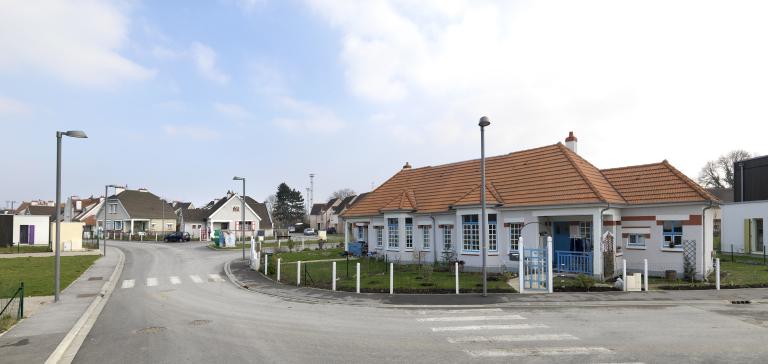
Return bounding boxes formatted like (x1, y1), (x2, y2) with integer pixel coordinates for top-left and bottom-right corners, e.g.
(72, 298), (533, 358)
(0, 282), (24, 322)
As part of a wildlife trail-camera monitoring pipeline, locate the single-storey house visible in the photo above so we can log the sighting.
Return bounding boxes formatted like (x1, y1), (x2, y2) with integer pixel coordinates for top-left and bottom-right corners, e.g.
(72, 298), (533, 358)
(12, 215), (51, 245)
(341, 132), (718, 280)
(721, 155), (767, 255)
(177, 208), (208, 239)
(95, 188), (177, 236)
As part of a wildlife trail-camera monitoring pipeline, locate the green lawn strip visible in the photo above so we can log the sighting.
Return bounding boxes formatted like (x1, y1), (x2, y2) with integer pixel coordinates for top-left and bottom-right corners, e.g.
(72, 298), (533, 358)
(0, 255), (100, 298)
(267, 248), (345, 263)
(0, 314), (16, 333)
(0, 245), (52, 254)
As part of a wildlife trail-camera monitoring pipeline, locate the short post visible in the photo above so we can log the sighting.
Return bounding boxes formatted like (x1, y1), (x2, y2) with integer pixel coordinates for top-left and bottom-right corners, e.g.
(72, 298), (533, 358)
(389, 262), (394, 295)
(356, 262), (361, 294)
(264, 254), (269, 275)
(643, 258), (649, 292)
(332, 261), (337, 291)
(518, 236), (524, 294)
(455, 262), (459, 294)
(715, 258), (720, 290)
(546, 236), (553, 294)
(297, 261), (301, 286)
(731, 244), (734, 262)
(155, 233), (157, 241)
(277, 258), (281, 281)
(622, 259), (627, 292)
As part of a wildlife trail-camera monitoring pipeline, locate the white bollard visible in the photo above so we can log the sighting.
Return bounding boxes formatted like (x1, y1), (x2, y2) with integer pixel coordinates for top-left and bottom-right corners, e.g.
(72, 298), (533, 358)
(356, 262), (361, 294)
(547, 236), (553, 294)
(332, 261), (337, 291)
(389, 263), (394, 295)
(622, 259), (627, 292)
(264, 254), (269, 275)
(715, 258), (720, 290)
(297, 261), (301, 286)
(277, 258), (281, 281)
(455, 262), (459, 294)
(518, 237), (525, 294)
(644, 259), (649, 292)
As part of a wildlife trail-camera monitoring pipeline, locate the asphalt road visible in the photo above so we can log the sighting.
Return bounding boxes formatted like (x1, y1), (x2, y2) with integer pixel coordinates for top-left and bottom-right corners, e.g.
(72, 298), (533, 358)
(73, 240), (768, 363)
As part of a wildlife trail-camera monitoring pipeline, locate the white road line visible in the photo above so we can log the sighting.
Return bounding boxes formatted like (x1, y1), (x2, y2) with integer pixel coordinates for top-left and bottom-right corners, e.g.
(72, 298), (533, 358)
(208, 273), (225, 282)
(464, 347), (612, 358)
(146, 277), (158, 287)
(169, 276), (181, 285)
(190, 275), (203, 283)
(418, 315), (524, 322)
(447, 333), (578, 344)
(431, 324), (547, 332)
(418, 308), (503, 315)
(121, 279), (135, 289)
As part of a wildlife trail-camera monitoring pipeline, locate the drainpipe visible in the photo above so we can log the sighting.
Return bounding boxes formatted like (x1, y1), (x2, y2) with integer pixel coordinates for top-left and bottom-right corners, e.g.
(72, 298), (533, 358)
(739, 162), (744, 202)
(430, 216), (438, 264)
(702, 201), (714, 281)
(599, 204), (611, 279)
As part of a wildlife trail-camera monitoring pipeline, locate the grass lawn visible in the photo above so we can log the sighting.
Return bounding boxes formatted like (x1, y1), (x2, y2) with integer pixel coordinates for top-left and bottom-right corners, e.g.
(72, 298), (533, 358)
(0, 245), (52, 254)
(0, 314), (16, 333)
(0, 255), (100, 298)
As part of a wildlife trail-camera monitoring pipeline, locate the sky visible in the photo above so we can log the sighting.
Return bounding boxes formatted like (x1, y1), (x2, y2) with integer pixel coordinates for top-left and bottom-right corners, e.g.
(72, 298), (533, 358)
(1, 0), (767, 208)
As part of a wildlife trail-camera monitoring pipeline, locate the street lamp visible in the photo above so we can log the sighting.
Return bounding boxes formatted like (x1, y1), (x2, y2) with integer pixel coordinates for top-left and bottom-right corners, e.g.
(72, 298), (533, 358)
(55, 130), (87, 303)
(233, 176), (246, 260)
(103, 184), (123, 257)
(478, 116), (490, 297)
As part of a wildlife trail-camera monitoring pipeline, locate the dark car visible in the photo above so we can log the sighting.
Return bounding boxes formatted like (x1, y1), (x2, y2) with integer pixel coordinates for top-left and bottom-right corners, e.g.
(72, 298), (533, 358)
(164, 232), (191, 242)
(326, 227), (337, 234)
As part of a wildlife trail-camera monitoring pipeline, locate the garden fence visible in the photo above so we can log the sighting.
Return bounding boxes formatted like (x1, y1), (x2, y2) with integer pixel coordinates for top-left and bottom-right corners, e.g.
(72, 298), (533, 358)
(0, 282), (24, 322)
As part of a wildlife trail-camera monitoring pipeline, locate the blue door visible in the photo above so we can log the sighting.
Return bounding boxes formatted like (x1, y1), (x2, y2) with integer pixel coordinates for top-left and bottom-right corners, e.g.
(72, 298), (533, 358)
(553, 222), (570, 252)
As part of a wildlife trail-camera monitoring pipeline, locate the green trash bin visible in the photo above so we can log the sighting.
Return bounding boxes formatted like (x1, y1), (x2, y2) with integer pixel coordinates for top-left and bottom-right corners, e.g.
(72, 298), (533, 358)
(213, 229), (221, 247)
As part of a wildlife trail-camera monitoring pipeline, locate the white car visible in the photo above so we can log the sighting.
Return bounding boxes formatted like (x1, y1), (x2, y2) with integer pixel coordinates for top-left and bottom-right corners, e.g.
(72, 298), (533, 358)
(303, 228), (316, 235)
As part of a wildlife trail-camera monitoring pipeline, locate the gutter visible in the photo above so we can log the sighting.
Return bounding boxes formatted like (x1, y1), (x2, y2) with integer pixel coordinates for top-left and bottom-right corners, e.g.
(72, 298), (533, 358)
(702, 201), (714, 281)
(430, 216), (438, 264)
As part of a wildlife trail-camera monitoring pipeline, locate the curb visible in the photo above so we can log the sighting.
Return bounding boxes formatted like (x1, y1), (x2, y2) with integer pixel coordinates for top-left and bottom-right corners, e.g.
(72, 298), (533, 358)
(44, 248), (125, 364)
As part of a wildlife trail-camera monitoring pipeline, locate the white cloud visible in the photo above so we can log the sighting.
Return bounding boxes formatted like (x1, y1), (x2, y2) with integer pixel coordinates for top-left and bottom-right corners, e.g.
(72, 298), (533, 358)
(0, 0), (154, 87)
(272, 97), (346, 133)
(163, 125), (221, 141)
(191, 42), (230, 84)
(214, 102), (253, 119)
(307, 0), (768, 176)
(0, 96), (30, 116)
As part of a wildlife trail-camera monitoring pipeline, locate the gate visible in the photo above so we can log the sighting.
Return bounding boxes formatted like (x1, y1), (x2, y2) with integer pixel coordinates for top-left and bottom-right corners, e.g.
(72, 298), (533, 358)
(556, 251), (593, 274)
(523, 248), (548, 290)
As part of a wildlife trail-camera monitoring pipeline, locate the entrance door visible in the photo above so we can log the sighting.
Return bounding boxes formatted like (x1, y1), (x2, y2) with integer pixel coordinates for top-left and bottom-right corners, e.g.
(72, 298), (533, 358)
(19, 225), (29, 244)
(553, 222), (570, 252)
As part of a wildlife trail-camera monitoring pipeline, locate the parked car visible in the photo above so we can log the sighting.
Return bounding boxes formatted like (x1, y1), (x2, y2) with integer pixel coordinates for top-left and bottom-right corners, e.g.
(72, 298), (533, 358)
(288, 226), (296, 233)
(326, 227), (337, 234)
(303, 228), (316, 236)
(164, 232), (191, 242)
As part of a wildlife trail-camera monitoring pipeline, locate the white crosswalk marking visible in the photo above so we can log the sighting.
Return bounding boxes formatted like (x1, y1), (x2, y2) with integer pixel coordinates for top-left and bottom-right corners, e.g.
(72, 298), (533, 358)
(418, 315), (524, 322)
(208, 273), (225, 282)
(432, 324), (547, 332)
(170, 276), (181, 285)
(121, 279), (135, 289)
(190, 275), (203, 283)
(146, 277), (158, 287)
(447, 333), (578, 344)
(418, 308), (502, 315)
(464, 347), (612, 358)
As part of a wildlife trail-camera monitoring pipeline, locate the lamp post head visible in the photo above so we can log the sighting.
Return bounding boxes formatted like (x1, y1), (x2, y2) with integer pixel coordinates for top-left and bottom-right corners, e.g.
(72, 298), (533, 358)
(478, 116), (490, 128)
(233, 176), (245, 181)
(63, 130), (88, 138)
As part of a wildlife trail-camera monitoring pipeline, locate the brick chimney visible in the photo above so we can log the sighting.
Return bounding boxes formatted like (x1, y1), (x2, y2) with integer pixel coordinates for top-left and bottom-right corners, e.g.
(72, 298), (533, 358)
(565, 131), (578, 154)
(402, 162), (412, 170)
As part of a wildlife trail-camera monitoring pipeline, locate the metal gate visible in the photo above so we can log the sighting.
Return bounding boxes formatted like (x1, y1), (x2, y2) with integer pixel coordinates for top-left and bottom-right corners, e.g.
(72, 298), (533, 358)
(523, 248), (548, 290)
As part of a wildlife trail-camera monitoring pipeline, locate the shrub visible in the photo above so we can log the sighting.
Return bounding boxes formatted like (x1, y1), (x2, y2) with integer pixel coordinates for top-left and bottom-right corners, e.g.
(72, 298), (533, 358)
(576, 274), (596, 292)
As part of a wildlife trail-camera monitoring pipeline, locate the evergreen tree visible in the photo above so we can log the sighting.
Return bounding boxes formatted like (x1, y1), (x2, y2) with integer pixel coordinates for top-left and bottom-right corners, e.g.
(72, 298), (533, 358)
(271, 183), (307, 228)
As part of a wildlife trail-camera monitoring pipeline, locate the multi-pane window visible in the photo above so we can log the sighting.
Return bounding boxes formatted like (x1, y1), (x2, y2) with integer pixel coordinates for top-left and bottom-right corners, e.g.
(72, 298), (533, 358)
(108, 203), (117, 214)
(422, 227), (431, 250)
(376, 226), (383, 247)
(488, 214), (497, 251)
(663, 221), (683, 249)
(443, 226), (452, 251)
(509, 223), (522, 251)
(462, 215), (480, 251)
(106, 221), (114, 230)
(627, 234), (645, 248)
(114, 221), (123, 230)
(405, 218), (413, 249)
(387, 218), (399, 248)
(579, 221), (592, 250)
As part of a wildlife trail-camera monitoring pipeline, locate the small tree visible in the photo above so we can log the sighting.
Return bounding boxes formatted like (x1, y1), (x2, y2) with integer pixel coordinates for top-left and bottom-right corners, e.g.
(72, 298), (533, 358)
(329, 188), (356, 200)
(698, 150), (753, 188)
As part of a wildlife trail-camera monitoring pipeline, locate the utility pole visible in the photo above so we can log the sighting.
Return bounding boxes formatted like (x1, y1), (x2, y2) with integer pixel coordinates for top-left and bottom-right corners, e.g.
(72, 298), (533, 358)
(309, 173), (315, 209)
(306, 187), (311, 214)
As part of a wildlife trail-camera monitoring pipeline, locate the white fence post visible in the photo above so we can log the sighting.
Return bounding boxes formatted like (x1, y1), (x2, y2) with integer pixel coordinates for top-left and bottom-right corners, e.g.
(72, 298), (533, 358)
(277, 258), (281, 281)
(389, 262), (394, 295)
(264, 254), (269, 275)
(622, 259), (627, 292)
(643, 259), (649, 292)
(356, 262), (361, 293)
(518, 236), (524, 294)
(297, 261), (301, 286)
(455, 262), (459, 294)
(715, 258), (720, 291)
(332, 261), (337, 291)
(547, 236), (553, 293)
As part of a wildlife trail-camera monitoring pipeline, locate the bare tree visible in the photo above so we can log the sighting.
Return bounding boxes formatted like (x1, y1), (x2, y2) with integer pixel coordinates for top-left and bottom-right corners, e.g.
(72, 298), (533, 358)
(264, 194), (276, 215)
(698, 150), (753, 188)
(329, 188), (356, 200)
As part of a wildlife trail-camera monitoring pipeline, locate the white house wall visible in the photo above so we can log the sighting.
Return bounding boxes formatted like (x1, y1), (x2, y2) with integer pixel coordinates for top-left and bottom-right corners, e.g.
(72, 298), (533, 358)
(721, 201), (768, 254)
(207, 196), (262, 235)
(12, 215), (50, 245)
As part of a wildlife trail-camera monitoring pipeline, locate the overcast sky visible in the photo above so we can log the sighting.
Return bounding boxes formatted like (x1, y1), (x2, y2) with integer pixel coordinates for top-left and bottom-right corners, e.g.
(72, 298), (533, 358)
(1, 0), (766, 207)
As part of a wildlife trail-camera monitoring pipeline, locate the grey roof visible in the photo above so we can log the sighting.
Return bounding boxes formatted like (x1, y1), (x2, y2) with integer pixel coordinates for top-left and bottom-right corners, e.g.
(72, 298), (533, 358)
(310, 203), (325, 215)
(111, 190), (175, 219)
(204, 194), (272, 229)
(324, 198), (339, 210)
(182, 208), (208, 222)
(706, 187), (734, 203)
(174, 202), (192, 211)
(26, 205), (58, 217)
(333, 195), (356, 214)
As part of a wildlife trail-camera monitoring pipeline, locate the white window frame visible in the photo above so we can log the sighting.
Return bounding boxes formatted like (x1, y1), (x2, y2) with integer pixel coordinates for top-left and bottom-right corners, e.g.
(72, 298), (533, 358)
(106, 221), (114, 230)
(443, 226), (452, 251)
(114, 221), (123, 230)
(405, 218), (413, 250)
(509, 223), (522, 251)
(108, 203), (117, 214)
(488, 214), (497, 252)
(627, 234), (646, 248)
(376, 226), (383, 248)
(421, 226), (431, 250)
(387, 218), (399, 249)
(462, 215), (480, 252)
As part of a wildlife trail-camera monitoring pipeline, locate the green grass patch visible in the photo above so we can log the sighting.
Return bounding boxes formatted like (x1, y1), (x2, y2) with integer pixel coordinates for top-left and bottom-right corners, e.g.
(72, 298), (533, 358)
(0, 255), (100, 298)
(0, 245), (52, 254)
(0, 314), (16, 333)
(268, 248), (345, 263)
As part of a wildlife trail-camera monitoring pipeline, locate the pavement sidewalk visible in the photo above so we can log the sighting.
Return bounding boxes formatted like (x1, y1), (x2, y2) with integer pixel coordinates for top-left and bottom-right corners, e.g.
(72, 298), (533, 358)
(0, 248), (120, 363)
(0, 250), (101, 259)
(227, 259), (768, 307)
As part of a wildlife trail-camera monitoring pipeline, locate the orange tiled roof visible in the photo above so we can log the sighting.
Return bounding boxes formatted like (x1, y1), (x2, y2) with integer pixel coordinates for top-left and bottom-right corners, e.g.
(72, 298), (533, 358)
(342, 143), (714, 218)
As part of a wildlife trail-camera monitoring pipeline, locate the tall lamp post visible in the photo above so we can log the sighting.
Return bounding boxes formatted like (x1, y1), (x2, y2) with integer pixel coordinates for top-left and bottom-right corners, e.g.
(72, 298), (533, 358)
(103, 184), (122, 256)
(478, 116), (490, 297)
(233, 176), (246, 260)
(55, 130), (88, 303)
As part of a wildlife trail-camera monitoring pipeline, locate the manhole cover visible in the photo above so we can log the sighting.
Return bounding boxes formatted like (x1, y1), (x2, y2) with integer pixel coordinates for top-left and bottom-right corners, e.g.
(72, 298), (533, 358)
(77, 293), (99, 298)
(134, 326), (167, 334)
(88, 276), (103, 281)
(731, 300), (752, 304)
(190, 320), (211, 326)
